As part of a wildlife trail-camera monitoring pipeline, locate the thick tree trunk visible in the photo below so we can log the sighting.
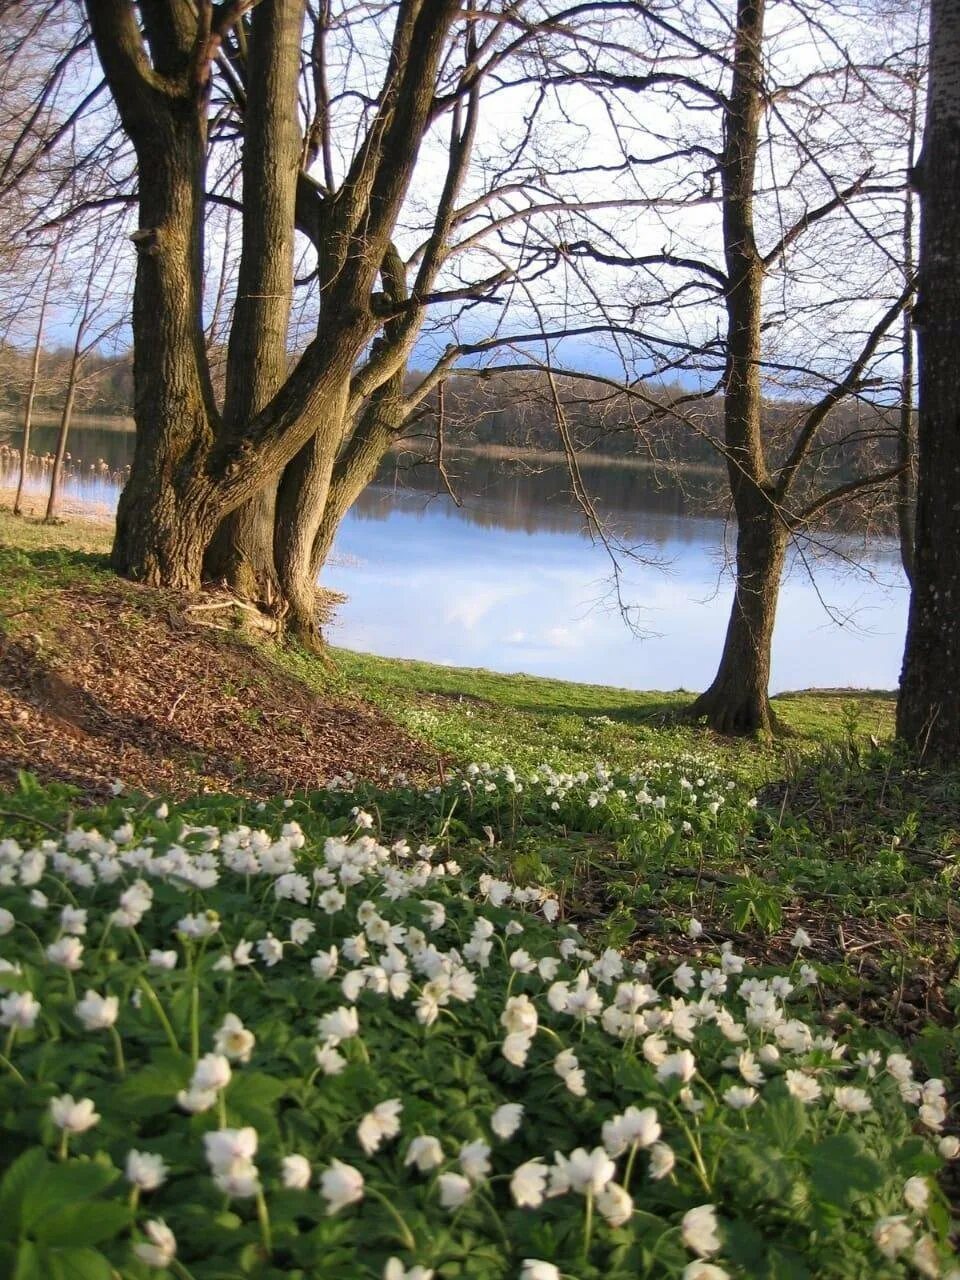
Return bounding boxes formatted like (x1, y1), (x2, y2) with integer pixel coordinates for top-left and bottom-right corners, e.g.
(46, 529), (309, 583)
(690, 0), (780, 735)
(897, 0), (960, 757)
(109, 95), (218, 586)
(204, 0), (305, 600)
(689, 512), (786, 734)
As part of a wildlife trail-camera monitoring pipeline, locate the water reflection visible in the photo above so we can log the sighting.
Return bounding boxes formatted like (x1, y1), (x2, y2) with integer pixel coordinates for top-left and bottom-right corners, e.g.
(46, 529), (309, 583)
(0, 421), (908, 693)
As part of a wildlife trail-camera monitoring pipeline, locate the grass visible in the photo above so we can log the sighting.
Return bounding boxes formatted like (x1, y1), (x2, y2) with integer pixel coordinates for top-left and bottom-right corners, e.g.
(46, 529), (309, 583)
(1, 505), (958, 1049)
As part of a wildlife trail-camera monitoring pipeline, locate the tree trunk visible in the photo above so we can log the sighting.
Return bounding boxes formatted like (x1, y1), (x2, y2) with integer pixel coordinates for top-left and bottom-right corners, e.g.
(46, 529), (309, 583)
(689, 0), (779, 735)
(102, 62), (218, 586)
(273, 437), (335, 647)
(44, 369), (78, 522)
(688, 511), (786, 734)
(204, 0), (305, 601)
(14, 243), (57, 516)
(897, 0), (960, 757)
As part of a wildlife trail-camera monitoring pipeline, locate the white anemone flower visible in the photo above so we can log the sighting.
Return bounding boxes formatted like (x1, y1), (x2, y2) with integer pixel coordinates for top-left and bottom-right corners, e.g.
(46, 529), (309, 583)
(0, 991), (40, 1030)
(320, 1159), (364, 1215)
(75, 990), (119, 1031)
(520, 1261), (560, 1280)
(125, 1150), (169, 1191)
(682, 1204), (722, 1257)
(50, 1094), (100, 1133)
(282, 1154), (312, 1189)
(437, 1172), (473, 1210)
(597, 1182), (633, 1227)
(357, 1099), (403, 1156)
(213, 1013), (256, 1063)
(491, 1103), (524, 1140)
(511, 1159), (548, 1208)
(133, 1219), (177, 1269)
(404, 1135), (444, 1173)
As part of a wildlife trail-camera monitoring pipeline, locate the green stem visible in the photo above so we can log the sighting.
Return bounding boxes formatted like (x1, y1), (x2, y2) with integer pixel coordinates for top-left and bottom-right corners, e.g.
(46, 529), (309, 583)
(582, 1188), (594, 1262)
(137, 977), (181, 1052)
(129, 1185), (140, 1214)
(218, 1092), (228, 1128)
(255, 1188), (272, 1257)
(666, 1102), (711, 1194)
(58, 1130), (69, 1161)
(0, 1048), (25, 1085)
(3, 1024), (16, 1061)
(190, 980), (200, 1065)
(366, 1186), (416, 1251)
(110, 1025), (126, 1076)
(171, 1261), (201, 1280)
(623, 1140), (639, 1194)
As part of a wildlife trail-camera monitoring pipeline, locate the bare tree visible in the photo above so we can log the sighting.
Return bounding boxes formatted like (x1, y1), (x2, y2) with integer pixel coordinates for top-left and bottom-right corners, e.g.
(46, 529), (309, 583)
(897, 0), (960, 758)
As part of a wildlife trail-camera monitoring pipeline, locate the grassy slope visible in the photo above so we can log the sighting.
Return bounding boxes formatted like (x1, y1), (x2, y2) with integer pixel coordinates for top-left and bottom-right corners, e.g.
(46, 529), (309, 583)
(1, 507), (957, 1047)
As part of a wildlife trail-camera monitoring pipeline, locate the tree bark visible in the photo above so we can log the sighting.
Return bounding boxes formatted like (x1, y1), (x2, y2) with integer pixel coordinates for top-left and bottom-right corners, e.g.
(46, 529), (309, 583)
(689, 511), (786, 734)
(44, 367), (78, 523)
(897, 0), (960, 757)
(204, 0), (305, 600)
(689, 0), (781, 735)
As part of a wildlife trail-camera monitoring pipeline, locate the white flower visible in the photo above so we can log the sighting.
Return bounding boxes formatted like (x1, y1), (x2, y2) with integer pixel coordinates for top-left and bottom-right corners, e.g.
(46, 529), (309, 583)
(911, 1235), (941, 1279)
(177, 1086), (218, 1113)
(597, 1181), (633, 1227)
(50, 1094), (100, 1133)
(873, 1215), (914, 1259)
(274, 873), (310, 904)
(553, 1049), (587, 1096)
(511, 1160), (548, 1208)
(133, 1219), (177, 1268)
(289, 917), (315, 946)
(318, 1006), (359, 1045)
(282, 1154), (312, 1189)
(321, 1159), (364, 1214)
(520, 1263), (559, 1280)
(656, 1050), (696, 1084)
(256, 933), (284, 966)
(785, 1071), (822, 1104)
(357, 1099), (403, 1156)
(723, 1086), (758, 1110)
(682, 1266), (731, 1280)
(687, 918), (703, 939)
(554, 1147), (616, 1196)
(491, 1102), (524, 1140)
(459, 1139), (491, 1183)
(192, 1053), (232, 1092)
(214, 1159), (260, 1198)
(75, 990), (119, 1031)
(203, 1127), (258, 1171)
(404, 1135), (444, 1173)
(383, 1260), (434, 1280)
(649, 1142), (675, 1181)
(438, 1172), (473, 1210)
(45, 937), (84, 970)
(0, 991), (40, 1030)
(311, 947), (338, 980)
(938, 1136), (960, 1159)
(314, 1044), (347, 1075)
(602, 1106), (661, 1156)
(833, 1085), (872, 1114)
(319, 888), (347, 914)
(214, 1013), (256, 1063)
(502, 1032), (533, 1067)
(148, 949), (178, 971)
(904, 1176), (930, 1214)
(500, 994), (538, 1038)
(790, 927), (812, 949)
(126, 1150), (169, 1191)
(682, 1204), (721, 1257)
(60, 906), (87, 935)
(0, 907), (13, 935)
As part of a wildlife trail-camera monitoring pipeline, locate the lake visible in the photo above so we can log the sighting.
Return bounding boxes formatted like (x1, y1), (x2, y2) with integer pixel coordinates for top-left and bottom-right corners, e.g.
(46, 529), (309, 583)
(0, 422), (909, 694)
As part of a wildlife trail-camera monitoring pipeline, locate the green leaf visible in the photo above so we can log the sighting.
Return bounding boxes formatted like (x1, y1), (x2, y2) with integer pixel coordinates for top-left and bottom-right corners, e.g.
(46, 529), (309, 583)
(760, 1090), (808, 1152)
(0, 1148), (49, 1240)
(12, 1241), (42, 1280)
(20, 1163), (119, 1234)
(43, 1247), (116, 1280)
(35, 1202), (131, 1248)
(808, 1133), (883, 1208)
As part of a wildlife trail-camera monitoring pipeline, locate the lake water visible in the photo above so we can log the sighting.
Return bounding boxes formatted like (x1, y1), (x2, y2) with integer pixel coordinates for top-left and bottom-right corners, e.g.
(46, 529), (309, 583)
(0, 422), (909, 694)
